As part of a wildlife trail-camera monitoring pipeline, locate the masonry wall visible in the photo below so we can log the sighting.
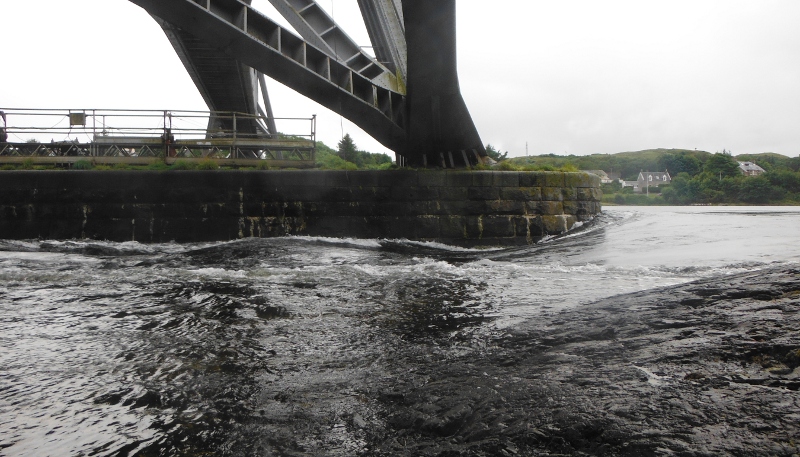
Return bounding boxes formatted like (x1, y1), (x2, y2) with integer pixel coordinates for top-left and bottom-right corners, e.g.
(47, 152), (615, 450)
(0, 170), (601, 246)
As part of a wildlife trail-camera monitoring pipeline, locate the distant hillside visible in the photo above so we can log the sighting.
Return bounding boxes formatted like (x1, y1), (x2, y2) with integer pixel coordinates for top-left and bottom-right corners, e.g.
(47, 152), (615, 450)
(507, 149), (798, 181)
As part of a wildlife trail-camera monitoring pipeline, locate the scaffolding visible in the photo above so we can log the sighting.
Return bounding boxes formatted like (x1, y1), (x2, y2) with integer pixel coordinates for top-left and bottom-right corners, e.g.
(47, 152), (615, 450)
(0, 108), (316, 168)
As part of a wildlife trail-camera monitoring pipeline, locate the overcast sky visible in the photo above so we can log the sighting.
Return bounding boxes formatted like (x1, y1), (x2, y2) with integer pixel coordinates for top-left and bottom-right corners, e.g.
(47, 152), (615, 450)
(2, 1), (799, 158)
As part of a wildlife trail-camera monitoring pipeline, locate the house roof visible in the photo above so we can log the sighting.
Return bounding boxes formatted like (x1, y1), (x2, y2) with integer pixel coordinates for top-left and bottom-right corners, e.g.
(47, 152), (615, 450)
(638, 171), (672, 181)
(738, 161), (765, 173)
(584, 170), (609, 178)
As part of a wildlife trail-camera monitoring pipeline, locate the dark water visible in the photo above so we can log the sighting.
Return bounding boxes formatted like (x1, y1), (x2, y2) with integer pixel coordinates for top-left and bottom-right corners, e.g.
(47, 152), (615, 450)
(1, 206), (798, 456)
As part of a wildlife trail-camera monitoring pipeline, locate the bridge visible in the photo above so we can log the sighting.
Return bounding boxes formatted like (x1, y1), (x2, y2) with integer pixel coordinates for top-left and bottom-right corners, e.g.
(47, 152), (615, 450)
(131, 0), (485, 168)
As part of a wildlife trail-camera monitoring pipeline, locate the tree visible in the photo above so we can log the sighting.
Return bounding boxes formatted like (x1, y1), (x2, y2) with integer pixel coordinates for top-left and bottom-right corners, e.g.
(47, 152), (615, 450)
(658, 152), (702, 176)
(703, 152), (740, 178)
(337, 134), (357, 162)
(737, 176), (785, 203)
(485, 144), (508, 162)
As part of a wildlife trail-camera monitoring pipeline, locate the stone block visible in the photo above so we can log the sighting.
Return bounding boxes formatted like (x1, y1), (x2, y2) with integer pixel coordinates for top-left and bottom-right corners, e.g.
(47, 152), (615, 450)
(545, 172), (566, 188)
(445, 171), (474, 187)
(380, 171), (419, 187)
(391, 186), (438, 202)
(413, 216), (441, 239)
(283, 202), (308, 218)
(564, 215), (578, 231)
(323, 171), (352, 187)
(481, 216), (515, 238)
(437, 186), (469, 201)
(346, 171), (383, 187)
(418, 171), (448, 187)
(35, 203), (85, 220)
(561, 187), (578, 201)
(471, 171), (494, 186)
(500, 187), (542, 201)
(564, 172), (598, 188)
(347, 186), (380, 201)
(272, 186), (317, 201)
(383, 217), (423, 239)
(519, 172), (548, 187)
(318, 201), (364, 217)
(320, 187), (353, 202)
(562, 200), (579, 216)
(542, 215), (568, 234)
(541, 187), (564, 202)
(527, 216), (545, 237)
(465, 216), (484, 239)
(468, 187), (500, 201)
(437, 200), (488, 216)
(440, 215), (467, 239)
(494, 172), (520, 187)
(577, 187), (601, 201)
(527, 201), (564, 215)
(512, 216), (530, 238)
(487, 200), (525, 215)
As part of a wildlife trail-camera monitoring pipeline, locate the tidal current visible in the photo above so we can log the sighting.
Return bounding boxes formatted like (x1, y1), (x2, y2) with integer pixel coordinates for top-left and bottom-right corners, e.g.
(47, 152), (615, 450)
(1, 206), (798, 456)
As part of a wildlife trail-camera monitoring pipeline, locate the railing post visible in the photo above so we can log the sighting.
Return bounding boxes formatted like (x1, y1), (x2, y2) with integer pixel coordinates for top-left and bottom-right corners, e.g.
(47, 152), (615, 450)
(91, 109), (96, 157)
(232, 112), (237, 159)
(311, 114), (317, 161)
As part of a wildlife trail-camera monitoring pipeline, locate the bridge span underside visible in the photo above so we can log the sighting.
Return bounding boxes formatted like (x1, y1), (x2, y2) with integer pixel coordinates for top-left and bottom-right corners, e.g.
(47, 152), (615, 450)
(130, 0), (485, 167)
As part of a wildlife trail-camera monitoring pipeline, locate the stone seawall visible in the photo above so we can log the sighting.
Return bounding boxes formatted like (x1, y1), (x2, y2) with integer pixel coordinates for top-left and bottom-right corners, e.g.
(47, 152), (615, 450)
(0, 170), (601, 246)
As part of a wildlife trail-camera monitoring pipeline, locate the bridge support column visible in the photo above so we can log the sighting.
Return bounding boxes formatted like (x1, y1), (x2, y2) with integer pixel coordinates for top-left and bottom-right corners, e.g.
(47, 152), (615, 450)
(401, 0), (485, 167)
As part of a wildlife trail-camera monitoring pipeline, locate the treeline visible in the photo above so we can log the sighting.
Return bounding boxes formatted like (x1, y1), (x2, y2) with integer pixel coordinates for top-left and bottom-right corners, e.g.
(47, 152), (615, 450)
(315, 134), (394, 170)
(663, 154), (800, 204)
(509, 148), (800, 205)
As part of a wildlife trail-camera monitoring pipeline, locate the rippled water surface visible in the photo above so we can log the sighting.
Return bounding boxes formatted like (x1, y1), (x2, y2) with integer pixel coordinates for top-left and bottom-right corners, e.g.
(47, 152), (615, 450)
(1, 206), (798, 455)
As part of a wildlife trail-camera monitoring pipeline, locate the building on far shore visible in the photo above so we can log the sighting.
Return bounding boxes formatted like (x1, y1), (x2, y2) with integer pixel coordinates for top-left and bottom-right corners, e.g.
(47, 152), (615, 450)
(738, 161), (766, 176)
(584, 170), (612, 183)
(635, 171), (671, 194)
(585, 170), (622, 184)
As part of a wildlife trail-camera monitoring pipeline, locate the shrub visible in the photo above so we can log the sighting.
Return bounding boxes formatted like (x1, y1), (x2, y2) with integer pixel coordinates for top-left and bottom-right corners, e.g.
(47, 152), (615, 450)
(494, 161), (521, 171)
(170, 160), (195, 170)
(147, 161), (170, 170)
(73, 159), (94, 170)
(196, 159), (218, 170)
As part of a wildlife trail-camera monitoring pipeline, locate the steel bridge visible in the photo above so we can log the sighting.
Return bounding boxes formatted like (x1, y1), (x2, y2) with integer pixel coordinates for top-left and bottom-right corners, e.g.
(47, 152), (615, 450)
(129, 0), (486, 168)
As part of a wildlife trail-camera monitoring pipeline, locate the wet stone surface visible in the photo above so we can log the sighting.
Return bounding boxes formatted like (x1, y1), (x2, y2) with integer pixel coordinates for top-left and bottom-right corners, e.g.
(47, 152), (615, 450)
(358, 267), (800, 456)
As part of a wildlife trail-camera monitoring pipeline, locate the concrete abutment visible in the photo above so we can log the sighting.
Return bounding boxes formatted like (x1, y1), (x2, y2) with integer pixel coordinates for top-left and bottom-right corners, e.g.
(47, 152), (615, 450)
(0, 170), (602, 246)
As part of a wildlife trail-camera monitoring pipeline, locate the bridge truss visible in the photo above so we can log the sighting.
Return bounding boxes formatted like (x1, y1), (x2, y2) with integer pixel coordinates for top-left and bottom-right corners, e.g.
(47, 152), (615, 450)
(128, 0), (486, 168)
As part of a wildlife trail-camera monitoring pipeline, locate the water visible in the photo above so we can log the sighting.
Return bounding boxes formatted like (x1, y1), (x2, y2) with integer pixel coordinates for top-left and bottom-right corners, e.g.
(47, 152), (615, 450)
(1, 206), (798, 455)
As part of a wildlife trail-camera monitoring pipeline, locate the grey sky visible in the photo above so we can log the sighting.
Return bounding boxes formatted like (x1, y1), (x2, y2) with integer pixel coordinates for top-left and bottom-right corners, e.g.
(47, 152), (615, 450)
(3, 1), (799, 158)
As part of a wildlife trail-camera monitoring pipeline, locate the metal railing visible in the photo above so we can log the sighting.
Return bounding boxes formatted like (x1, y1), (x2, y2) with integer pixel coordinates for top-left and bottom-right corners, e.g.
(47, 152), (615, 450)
(0, 108), (316, 166)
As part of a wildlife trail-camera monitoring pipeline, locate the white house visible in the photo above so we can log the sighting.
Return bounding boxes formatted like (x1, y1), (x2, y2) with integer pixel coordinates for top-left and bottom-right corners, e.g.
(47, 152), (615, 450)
(635, 171), (672, 194)
(738, 161), (765, 176)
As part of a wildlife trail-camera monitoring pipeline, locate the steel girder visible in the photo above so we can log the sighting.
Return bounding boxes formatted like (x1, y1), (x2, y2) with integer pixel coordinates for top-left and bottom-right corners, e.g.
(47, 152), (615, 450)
(357, 0), (407, 89)
(129, 0), (484, 167)
(155, 16), (274, 136)
(266, 0), (400, 93)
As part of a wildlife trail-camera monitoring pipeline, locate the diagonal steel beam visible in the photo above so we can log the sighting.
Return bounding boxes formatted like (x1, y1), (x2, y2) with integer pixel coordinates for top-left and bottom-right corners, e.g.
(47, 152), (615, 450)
(155, 16), (266, 136)
(267, 0), (401, 93)
(357, 0), (406, 86)
(129, 0), (407, 152)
